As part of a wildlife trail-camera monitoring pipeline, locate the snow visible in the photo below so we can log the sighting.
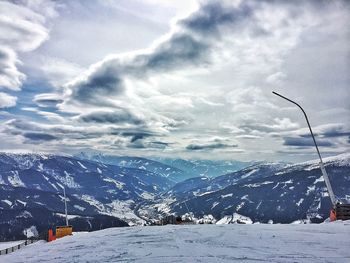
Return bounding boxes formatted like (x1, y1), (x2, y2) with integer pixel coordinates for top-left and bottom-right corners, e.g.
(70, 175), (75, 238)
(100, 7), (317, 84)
(211, 201), (219, 209)
(4, 223), (349, 262)
(221, 193), (233, 198)
(62, 171), (81, 189)
(241, 168), (257, 179)
(299, 152), (350, 168)
(23, 226), (38, 238)
(217, 213), (253, 224)
(16, 211), (32, 219)
(236, 201), (245, 211)
(102, 177), (125, 189)
(243, 181), (274, 188)
(48, 181), (58, 191)
(307, 185), (316, 195)
(139, 192), (154, 200)
(77, 161), (87, 169)
(314, 176), (324, 184)
(0, 175), (5, 184)
(8, 171), (25, 187)
(106, 200), (142, 225)
(37, 163), (44, 171)
(16, 200), (27, 207)
(73, 205), (86, 211)
(296, 198), (304, 206)
(80, 195), (104, 211)
(0, 241), (24, 250)
(55, 213), (82, 220)
(2, 199), (12, 206)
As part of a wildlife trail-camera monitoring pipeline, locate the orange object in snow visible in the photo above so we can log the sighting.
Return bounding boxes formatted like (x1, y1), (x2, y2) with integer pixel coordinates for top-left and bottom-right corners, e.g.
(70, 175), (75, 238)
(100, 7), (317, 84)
(56, 226), (73, 239)
(330, 209), (337, 222)
(48, 229), (56, 242)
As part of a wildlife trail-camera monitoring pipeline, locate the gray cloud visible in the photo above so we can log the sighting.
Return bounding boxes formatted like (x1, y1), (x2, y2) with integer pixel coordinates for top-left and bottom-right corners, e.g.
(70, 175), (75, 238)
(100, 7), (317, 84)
(137, 33), (209, 72)
(120, 131), (155, 143)
(283, 137), (334, 147)
(126, 139), (170, 150)
(186, 142), (238, 151)
(322, 129), (350, 138)
(79, 110), (144, 125)
(64, 1), (256, 106)
(299, 124), (350, 139)
(67, 33), (209, 105)
(180, 1), (252, 35)
(23, 132), (57, 141)
(70, 70), (124, 105)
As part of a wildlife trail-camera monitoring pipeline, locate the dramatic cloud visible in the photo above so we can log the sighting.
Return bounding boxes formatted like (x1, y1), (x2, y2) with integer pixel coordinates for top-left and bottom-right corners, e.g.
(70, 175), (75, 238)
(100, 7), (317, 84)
(0, 0), (348, 162)
(62, 0), (257, 108)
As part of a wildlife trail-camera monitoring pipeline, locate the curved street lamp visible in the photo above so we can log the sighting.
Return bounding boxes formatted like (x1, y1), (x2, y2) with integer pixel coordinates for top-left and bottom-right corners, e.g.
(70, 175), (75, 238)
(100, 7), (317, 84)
(272, 91), (337, 206)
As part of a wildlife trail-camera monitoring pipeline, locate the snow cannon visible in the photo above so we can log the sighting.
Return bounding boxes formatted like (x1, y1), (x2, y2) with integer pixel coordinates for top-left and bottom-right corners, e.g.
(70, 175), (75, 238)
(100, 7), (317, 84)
(273, 92), (350, 222)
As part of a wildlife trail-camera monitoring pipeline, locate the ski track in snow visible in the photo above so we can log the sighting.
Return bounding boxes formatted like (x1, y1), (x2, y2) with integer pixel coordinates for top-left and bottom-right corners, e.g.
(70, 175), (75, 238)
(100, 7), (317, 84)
(3, 223), (350, 263)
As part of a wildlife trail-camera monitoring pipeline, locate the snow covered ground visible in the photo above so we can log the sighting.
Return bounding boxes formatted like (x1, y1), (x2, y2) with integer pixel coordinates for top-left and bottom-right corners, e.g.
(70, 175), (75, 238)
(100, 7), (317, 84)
(0, 241), (24, 250)
(3, 222), (350, 262)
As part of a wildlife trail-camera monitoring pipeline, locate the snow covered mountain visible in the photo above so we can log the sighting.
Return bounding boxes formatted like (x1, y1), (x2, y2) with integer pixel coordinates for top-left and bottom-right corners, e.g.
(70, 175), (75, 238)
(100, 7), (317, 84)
(1, 152), (349, 241)
(0, 153), (176, 240)
(152, 157), (252, 178)
(163, 162), (287, 200)
(75, 153), (190, 183)
(139, 154), (350, 223)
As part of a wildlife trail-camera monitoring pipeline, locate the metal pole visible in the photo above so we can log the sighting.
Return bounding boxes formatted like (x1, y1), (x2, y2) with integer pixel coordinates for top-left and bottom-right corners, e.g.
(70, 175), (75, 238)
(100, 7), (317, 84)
(272, 91), (337, 205)
(63, 186), (69, 226)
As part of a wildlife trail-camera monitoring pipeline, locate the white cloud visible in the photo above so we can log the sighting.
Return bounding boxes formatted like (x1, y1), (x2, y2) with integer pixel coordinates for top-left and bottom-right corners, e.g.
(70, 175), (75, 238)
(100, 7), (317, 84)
(0, 92), (17, 108)
(1, 0), (349, 162)
(0, 0), (56, 90)
(0, 47), (25, 91)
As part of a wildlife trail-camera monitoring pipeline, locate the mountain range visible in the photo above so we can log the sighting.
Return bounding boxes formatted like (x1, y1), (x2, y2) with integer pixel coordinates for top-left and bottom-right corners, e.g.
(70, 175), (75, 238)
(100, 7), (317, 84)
(0, 152), (349, 240)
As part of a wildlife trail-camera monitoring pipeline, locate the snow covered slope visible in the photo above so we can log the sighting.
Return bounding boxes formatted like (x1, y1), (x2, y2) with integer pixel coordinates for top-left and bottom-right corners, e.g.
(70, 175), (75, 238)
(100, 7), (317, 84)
(3, 223), (350, 262)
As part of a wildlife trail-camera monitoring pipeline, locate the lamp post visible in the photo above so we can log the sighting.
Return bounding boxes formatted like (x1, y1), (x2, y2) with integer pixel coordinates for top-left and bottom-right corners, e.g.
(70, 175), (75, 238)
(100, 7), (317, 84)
(58, 184), (69, 226)
(272, 91), (337, 206)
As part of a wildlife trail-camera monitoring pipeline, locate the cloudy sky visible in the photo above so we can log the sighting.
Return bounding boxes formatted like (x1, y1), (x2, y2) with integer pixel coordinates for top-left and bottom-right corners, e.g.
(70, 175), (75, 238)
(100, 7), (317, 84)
(0, 0), (349, 162)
